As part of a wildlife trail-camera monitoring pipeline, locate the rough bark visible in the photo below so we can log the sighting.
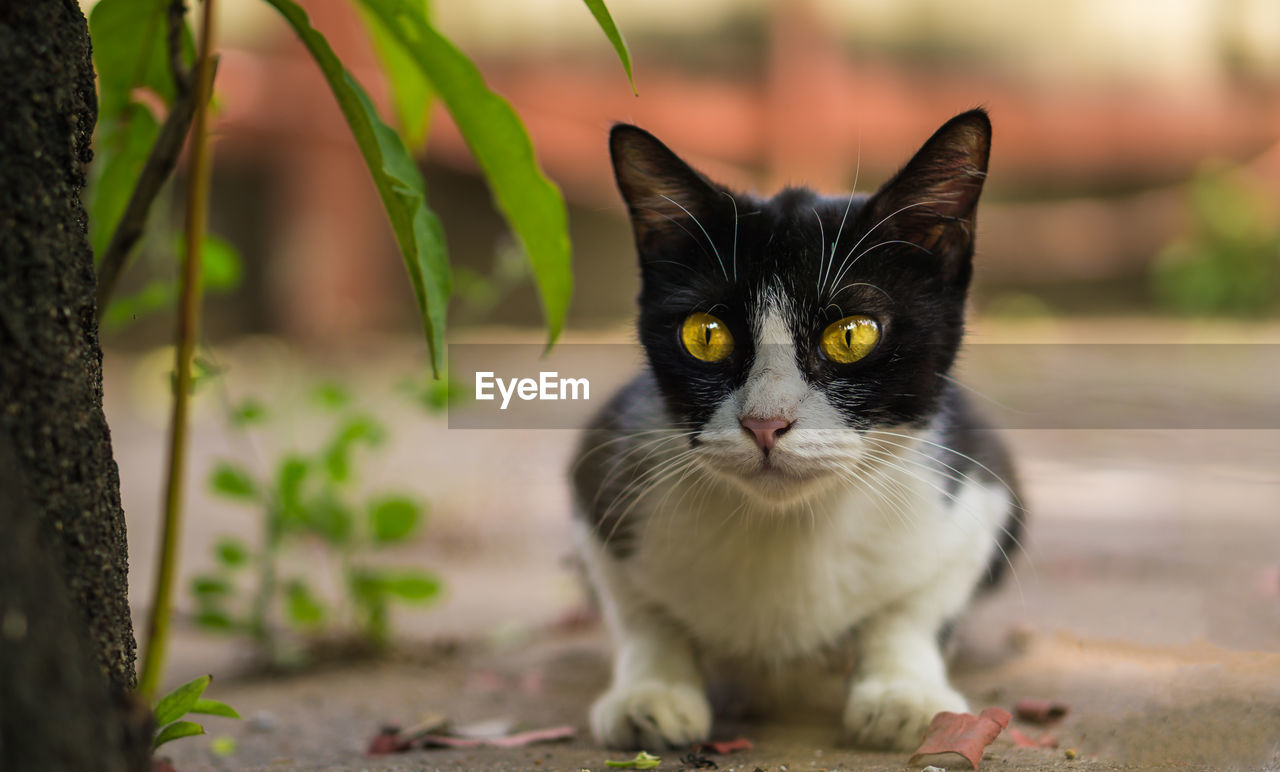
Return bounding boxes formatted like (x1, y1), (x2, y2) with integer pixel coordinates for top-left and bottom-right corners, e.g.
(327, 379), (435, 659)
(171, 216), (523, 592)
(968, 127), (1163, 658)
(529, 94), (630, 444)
(0, 0), (136, 704)
(0, 434), (150, 771)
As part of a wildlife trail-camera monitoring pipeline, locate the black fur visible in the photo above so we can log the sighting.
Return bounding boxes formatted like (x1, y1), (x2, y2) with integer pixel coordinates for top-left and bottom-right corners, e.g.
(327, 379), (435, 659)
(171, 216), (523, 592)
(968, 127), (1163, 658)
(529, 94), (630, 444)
(611, 111), (990, 436)
(575, 111), (1024, 584)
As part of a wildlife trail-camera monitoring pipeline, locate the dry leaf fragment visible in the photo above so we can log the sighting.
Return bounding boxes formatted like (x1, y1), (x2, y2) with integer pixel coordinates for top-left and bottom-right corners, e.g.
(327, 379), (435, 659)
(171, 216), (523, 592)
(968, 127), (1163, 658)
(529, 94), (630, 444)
(1005, 725), (1059, 749)
(366, 727), (410, 755)
(605, 750), (662, 768)
(909, 707), (1011, 770)
(1013, 698), (1070, 724)
(418, 724), (576, 748)
(696, 737), (754, 754)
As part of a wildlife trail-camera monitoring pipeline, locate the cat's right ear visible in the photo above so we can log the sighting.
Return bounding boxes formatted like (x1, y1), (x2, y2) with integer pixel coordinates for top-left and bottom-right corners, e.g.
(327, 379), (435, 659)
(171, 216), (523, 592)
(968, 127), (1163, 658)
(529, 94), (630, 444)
(610, 125), (725, 248)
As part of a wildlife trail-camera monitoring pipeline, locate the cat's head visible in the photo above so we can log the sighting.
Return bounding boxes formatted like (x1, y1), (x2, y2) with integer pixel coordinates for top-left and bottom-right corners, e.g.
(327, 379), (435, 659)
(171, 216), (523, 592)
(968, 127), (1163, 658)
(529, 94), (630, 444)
(611, 110), (991, 505)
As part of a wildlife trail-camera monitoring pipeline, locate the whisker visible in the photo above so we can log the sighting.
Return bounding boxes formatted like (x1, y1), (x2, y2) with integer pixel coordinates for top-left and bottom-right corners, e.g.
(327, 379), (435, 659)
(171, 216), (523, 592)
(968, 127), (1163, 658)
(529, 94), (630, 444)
(829, 238), (931, 296)
(824, 133), (862, 294)
(723, 191), (739, 282)
(812, 207), (827, 293)
(660, 195), (728, 281)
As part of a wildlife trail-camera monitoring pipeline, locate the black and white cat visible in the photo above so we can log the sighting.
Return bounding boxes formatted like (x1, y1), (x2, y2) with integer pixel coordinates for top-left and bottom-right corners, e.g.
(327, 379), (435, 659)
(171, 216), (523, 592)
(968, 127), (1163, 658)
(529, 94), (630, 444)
(572, 110), (1023, 751)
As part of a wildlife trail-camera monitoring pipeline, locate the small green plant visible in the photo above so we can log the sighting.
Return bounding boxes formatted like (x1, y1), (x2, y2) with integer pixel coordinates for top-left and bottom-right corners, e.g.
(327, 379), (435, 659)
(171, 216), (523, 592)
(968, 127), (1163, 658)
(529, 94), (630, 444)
(91, 0), (631, 698)
(151, 674), (240, 750)
(191, 384), (441, 661)
(1151, 162), (1280, 317)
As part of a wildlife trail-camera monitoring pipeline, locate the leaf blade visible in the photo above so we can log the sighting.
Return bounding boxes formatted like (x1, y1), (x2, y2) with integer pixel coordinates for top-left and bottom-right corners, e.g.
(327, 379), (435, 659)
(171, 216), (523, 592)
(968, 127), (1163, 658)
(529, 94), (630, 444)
(360, 1), (436, 149)
(153, 674), (211, 727)
(368, 495), (422, 543)
(582, 0), (636, 95)
(262, 0), (450, 373)
(358, 0), (572, 348)
(210, 461), (258, 501)
(190, 699), (242, 719)
(153, 720), (206, 750)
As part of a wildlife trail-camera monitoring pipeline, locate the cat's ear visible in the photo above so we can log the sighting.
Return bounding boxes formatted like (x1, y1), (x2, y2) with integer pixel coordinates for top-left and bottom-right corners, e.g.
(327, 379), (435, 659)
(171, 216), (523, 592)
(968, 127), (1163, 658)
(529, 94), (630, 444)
(862, 109), (991, 280)
(610, 124), (726, 248)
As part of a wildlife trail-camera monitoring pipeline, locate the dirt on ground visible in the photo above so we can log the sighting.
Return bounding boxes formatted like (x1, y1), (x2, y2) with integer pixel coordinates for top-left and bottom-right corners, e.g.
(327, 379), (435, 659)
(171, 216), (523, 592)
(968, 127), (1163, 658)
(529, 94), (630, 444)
(109, 324), (1280, 772)
(158, 624), (1280, 772)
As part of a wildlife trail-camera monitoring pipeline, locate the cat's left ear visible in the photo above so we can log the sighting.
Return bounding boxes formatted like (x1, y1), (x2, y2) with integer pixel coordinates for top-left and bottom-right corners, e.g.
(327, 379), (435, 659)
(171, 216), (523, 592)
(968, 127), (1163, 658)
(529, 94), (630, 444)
(609, 124), (729, 251)
(862, 109), (991, 281)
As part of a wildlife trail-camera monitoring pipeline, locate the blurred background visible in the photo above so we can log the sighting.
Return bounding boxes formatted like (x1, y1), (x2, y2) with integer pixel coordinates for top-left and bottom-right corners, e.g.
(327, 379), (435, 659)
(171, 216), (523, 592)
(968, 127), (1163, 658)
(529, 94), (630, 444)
(89, 0), (1279, 686)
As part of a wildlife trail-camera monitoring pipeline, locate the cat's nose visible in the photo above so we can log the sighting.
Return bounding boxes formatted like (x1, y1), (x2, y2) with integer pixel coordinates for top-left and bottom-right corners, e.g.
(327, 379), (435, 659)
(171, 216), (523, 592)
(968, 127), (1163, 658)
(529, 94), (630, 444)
(740, 416), (793, 452)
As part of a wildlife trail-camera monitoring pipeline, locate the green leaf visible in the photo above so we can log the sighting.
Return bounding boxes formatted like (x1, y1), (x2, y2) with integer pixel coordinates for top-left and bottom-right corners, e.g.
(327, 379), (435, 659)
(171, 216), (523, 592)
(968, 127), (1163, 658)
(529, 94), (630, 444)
(190, 699), (242, 719)
(347, 569), (392, 644)
(230, 398), (268, 428)
(89, 0), (191, 120)
(87, 0), (194, 257)
(153, 720), (205, 750)
(381, 570), (442, 603)
(101, 234), (239, 327)
(102, 276), (174, 330)
(368, 496), (422, 543)
(190, 575), (231, 597)
(210, 735), (239, 756)
(606, 751), (662, 769)
(357, 0), (572, 350)
(263, 0), (450, 374)
(153, 675), (211, 726)
(177, 233), (242, 290)
(89, 105), (160, 260)
(210, 462), (258, 501)
(285, 580), (327, 627)
(360, 1), (435, 150)
(323, 414), (387, 484)
(215, 537), (250, 567)
(302, 495), (354, 545)
(275, 454), (310, 527)
(191, 355), (226, 393)
(194, 608), (235, 631)
(582, 0), (636, 95)
(310, 382), (351, 411)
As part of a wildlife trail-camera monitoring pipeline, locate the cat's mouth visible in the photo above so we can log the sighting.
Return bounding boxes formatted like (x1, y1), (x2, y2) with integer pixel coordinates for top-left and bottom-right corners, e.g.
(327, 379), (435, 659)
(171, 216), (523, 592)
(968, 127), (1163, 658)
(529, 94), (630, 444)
(699, 450), (835, 503)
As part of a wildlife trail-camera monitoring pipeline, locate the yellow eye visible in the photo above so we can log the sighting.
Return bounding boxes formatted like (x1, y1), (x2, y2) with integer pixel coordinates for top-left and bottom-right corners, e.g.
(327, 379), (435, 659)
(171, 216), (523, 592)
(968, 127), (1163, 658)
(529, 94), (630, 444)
(680, 312), (734, 362)
(819, 316), (880, 364)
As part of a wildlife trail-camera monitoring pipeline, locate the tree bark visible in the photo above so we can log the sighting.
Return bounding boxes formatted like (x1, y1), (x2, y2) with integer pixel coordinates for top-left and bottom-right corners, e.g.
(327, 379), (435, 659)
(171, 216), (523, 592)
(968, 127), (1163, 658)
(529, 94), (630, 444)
(0, 434), (149, 771)
(0, 2), (144, 767)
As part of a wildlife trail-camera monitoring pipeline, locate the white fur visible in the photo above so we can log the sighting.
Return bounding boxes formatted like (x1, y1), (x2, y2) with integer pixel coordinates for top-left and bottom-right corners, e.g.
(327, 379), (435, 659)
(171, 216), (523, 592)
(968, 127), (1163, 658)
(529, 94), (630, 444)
(577, 300), (1011, 750)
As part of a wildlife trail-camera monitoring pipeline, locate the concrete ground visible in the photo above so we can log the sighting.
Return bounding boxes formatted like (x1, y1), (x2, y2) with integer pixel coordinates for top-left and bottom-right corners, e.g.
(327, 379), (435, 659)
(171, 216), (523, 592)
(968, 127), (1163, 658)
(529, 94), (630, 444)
(105, 319), (1280, 771)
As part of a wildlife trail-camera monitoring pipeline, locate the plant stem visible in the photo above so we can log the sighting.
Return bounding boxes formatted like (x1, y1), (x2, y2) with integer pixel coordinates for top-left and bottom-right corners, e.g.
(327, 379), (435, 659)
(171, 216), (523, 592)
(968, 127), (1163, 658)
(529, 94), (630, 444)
(247, 510), (280, 657)
(137, 0), (218, 699)
(95, 0), (197, 317)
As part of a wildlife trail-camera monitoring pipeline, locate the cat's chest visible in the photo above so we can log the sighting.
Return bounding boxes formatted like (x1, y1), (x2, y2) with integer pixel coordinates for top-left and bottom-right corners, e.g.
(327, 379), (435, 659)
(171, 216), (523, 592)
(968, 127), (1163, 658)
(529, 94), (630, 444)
(625, 478), (952, 661)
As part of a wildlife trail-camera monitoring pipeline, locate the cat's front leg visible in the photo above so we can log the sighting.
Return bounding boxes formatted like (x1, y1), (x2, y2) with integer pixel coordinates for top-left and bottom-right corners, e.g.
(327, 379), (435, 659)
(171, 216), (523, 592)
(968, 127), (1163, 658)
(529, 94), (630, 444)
(842, 606), (968, 751)
(590, 625), (711, 749)
(577, 525), (712, 749)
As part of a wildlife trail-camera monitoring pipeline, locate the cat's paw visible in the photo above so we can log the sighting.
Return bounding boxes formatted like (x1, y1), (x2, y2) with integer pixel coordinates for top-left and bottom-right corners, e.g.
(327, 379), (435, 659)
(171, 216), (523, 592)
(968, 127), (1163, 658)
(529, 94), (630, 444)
(842, 677), (969, 751)
(590, 681), (712, 749)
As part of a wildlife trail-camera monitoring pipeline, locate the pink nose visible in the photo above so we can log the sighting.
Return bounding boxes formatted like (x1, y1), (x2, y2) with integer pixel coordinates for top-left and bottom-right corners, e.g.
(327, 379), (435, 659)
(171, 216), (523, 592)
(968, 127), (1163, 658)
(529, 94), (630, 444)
(740, 416), (793, 452)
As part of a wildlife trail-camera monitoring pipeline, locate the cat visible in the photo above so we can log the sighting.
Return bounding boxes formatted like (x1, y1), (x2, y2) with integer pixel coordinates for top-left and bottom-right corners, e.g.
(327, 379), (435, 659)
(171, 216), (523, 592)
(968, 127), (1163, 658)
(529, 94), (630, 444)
(571, 109), (1023, 752)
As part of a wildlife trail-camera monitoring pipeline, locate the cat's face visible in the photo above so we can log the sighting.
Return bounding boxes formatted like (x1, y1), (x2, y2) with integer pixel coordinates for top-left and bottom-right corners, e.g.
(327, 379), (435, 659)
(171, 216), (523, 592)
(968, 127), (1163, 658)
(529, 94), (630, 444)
(611, 111), (991, 505)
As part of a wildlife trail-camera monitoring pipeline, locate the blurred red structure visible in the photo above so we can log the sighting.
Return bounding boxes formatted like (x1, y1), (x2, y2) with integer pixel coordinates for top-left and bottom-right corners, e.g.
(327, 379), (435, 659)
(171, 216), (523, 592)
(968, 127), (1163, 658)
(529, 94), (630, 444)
(203, 0), (1280, 340)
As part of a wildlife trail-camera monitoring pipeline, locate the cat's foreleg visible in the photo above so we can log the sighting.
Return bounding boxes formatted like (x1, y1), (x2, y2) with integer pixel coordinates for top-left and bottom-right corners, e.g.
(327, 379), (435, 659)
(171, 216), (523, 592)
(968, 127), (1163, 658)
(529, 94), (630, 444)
(575, 526), (711, 749)
(842, 591), (970, 750)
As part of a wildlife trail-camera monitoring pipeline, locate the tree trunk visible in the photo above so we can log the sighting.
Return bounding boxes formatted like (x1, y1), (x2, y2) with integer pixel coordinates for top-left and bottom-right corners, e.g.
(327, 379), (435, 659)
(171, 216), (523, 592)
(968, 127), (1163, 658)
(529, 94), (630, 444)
(0, 0), (146, 768)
